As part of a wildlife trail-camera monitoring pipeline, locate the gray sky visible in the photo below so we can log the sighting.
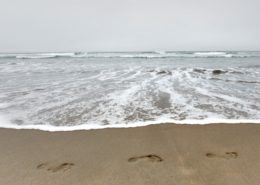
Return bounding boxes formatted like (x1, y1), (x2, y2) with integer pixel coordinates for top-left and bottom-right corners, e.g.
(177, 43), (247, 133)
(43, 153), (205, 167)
(0, 0), (259, 52)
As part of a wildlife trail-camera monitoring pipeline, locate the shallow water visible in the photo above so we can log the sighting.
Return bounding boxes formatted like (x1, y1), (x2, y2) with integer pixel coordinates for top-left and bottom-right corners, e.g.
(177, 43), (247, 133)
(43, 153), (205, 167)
(0, 51), (260, 130)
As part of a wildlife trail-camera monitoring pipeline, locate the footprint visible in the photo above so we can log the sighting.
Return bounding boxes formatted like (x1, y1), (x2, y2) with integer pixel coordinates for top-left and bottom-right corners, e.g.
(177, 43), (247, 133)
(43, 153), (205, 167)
(47, 163), (75, 172)
(36, 162), (75, 173)
(206, 152), (238, 159)
(128, 154), (163, 163)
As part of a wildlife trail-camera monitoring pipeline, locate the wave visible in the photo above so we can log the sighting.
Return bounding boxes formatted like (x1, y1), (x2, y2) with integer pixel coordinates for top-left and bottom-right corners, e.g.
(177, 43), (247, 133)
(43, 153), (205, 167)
(0, 62), (259, 131)
(0, 51), (260, 59)
(78, 51), (260, 58)
(193, 52), (233, 58)
(0, 52), (84, 59)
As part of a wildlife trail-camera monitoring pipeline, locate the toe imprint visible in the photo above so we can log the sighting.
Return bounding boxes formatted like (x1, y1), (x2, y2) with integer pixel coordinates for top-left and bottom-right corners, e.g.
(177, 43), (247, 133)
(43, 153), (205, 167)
(206, 152), (238, 159)
(36, 162), (49, 169)
(224, 152), (238, 159)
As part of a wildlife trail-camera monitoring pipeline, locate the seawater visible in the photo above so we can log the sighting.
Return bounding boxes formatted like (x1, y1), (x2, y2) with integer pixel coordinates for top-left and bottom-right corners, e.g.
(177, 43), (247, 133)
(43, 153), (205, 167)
(0, 51), (260, 131)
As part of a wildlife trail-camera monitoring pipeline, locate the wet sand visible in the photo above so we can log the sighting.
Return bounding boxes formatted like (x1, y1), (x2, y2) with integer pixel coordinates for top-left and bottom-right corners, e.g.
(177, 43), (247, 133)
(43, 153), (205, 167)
(0, 123), (259, 185)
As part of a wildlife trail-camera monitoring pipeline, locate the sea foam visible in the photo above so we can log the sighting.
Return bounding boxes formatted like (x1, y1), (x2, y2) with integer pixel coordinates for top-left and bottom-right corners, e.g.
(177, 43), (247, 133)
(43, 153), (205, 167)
(0, 116), (259, 132)
(0, 52), (260, 131)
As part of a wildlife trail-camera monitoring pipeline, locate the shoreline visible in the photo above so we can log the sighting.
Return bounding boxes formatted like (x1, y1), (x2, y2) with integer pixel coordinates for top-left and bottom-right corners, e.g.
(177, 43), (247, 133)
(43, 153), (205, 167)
(1, 119), (260, 131)
(0, 123), (260, 185)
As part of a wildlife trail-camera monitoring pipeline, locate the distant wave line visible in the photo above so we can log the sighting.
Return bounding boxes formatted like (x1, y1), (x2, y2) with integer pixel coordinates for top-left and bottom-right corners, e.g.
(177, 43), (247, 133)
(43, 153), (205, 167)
(0, 51), (259, 59)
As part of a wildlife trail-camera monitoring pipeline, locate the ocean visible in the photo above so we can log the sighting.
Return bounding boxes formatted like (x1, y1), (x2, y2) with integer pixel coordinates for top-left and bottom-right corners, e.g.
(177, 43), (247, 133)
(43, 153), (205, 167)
(0, 51), (260, 131)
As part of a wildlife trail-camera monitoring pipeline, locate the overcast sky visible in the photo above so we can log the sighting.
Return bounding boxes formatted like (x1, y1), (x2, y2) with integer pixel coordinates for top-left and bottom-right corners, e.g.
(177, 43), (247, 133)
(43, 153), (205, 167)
(0, 0), (259, 52)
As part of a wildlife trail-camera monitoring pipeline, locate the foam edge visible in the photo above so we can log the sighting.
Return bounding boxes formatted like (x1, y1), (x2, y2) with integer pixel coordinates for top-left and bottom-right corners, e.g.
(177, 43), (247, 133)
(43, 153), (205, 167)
(0, 116), (259, 132)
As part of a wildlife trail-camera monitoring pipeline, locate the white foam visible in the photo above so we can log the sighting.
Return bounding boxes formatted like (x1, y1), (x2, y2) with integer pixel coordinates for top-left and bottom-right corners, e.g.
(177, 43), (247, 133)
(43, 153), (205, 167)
(193, 52), (233, 58)
(194, 52), (226, 55)
(1, 55), (260, 132)
(15, 53), (77, 59)
(16, 55), (56, 59)
(0, 114), (12, 127)
(0, 117), (259, 132)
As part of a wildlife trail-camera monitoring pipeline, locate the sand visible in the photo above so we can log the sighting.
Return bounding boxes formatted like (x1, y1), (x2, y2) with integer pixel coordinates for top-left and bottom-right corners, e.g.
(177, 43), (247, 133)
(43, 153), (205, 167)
(0, 123), (259, 185)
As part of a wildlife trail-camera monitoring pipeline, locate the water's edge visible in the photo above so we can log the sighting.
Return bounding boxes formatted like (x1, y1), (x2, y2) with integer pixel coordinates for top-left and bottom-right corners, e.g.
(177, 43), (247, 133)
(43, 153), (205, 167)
(0, 117), (259, 132)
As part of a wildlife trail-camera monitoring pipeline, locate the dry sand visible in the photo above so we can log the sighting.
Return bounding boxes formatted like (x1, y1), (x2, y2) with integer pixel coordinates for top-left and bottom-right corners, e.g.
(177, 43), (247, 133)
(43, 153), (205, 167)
(0, 123), (259, 185)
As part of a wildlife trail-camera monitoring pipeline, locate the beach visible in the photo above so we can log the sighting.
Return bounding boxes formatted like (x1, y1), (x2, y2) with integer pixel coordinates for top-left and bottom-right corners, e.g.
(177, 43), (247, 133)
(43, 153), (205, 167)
(0, 123), (259, 185)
